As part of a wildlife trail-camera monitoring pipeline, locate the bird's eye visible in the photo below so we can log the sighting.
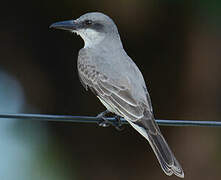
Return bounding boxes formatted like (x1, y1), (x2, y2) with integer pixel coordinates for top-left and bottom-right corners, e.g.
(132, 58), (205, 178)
(84, 20), (92, 25)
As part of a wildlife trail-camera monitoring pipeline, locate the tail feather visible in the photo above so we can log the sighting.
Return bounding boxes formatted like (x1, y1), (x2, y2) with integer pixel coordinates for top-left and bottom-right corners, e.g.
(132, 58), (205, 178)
(128, 120), (184, 178)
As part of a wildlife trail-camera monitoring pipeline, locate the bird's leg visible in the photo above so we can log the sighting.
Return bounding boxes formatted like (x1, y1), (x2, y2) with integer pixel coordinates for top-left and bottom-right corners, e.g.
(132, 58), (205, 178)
(113, 115), (124, 131)
(97, 110), (124, 130)
(97, 110), (111, 127)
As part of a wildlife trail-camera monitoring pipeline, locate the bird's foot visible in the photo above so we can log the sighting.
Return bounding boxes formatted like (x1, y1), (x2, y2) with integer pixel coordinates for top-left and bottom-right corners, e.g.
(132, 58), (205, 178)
(112, 115), (124, 131)
(96, 110), (124, 131)
(97, 110), (111, 128)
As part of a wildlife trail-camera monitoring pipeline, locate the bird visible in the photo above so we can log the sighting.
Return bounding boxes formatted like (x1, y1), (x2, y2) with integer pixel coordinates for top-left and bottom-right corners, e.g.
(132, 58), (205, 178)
(50, 12), (184, 178)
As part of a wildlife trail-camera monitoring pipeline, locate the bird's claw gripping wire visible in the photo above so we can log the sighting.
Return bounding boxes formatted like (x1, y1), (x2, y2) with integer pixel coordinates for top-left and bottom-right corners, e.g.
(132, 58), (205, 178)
(97, 110), (110, 127)
(113, 115), (124, 131)
(96, 110), (124, 131)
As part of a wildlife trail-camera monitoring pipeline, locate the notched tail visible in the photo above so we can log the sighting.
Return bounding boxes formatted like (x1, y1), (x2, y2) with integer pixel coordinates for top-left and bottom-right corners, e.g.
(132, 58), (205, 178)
(128, 119), (184, 178)
(148, 131), (184, 178)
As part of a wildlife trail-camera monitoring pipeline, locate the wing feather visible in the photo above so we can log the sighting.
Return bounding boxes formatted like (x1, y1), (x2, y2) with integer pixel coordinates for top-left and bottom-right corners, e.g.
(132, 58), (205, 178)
(77, 49), (149, 122)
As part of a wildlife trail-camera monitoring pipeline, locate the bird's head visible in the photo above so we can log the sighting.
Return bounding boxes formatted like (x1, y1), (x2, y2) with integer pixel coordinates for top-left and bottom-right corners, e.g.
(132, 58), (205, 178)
(50, 12), (121, 48)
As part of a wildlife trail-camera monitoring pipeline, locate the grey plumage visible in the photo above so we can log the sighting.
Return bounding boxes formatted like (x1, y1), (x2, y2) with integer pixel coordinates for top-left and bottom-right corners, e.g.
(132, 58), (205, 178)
(50, 12), (184, 178)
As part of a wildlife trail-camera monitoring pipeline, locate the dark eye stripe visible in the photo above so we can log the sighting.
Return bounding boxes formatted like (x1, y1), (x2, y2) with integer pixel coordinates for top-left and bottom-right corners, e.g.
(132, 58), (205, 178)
(84, 20), (92, 25)
(92, 23), (104, 31)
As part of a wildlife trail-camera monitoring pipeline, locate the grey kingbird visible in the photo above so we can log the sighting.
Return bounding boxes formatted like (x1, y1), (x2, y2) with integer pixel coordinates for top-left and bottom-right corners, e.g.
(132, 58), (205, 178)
(50, 12), (184, 178)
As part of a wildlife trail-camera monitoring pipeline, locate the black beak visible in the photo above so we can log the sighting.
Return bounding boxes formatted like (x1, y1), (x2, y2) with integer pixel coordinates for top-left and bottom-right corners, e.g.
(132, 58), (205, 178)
(50, 20), (78, 31)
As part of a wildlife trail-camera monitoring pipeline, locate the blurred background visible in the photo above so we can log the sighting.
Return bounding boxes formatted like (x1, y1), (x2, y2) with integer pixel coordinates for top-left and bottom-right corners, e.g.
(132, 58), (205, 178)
(1, 0), (221, 179)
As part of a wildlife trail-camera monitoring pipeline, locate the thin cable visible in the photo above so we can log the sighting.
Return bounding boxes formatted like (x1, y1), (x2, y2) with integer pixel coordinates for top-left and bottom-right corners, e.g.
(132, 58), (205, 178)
(0, 113), (221, 127)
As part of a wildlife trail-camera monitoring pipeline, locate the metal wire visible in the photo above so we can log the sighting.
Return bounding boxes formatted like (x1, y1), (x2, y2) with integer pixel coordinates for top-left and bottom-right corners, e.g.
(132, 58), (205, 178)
(0, 113), (221, 127)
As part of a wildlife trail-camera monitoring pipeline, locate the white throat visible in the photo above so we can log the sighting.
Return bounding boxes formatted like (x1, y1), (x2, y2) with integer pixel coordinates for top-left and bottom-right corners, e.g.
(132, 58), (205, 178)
(74, 28), (105, 48)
